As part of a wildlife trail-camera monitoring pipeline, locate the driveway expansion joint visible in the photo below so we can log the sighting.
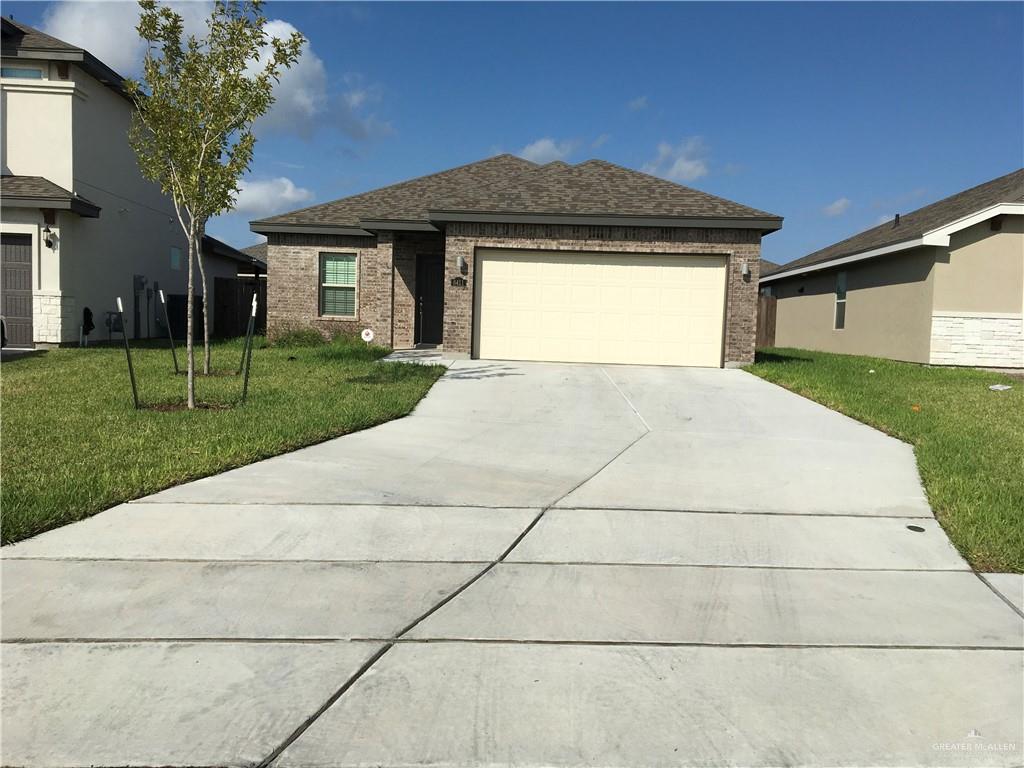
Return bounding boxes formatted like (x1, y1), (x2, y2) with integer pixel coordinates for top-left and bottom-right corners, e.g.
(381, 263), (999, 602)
(258, 428), (654, 766)
(977, 573), (1024, 620)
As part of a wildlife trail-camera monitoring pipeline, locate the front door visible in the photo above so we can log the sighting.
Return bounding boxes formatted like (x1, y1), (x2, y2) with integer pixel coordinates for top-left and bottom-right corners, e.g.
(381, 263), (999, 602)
(1, 233), (34, 348)
(415, 254), (444, 345)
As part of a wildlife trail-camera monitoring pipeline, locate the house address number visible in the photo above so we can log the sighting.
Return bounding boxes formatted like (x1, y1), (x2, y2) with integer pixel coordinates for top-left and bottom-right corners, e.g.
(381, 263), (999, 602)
(450, 276), (468, 288)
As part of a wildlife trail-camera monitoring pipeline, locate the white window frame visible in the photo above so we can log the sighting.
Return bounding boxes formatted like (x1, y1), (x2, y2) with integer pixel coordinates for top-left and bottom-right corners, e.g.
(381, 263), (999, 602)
(319, 252), (358, 318)
(834, 270), (847, 330)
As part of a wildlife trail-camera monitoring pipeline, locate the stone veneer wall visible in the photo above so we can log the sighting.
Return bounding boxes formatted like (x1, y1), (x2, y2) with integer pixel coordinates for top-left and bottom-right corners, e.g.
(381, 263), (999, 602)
(266, 231), (393, 343)
(929, 312), (1024, 367)
(33, 291), (77, 344)
(442, 222), (763, 365)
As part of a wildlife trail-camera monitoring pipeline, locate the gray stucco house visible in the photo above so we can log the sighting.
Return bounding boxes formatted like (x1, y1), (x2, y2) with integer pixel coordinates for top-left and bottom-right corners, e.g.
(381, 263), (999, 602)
(251, 155), (782, 367)
(761, 169), (1023, 367)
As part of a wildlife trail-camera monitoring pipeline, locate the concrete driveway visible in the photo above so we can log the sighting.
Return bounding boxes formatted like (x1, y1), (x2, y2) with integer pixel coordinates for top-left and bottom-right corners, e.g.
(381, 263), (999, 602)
(3, 361), (1022, 767)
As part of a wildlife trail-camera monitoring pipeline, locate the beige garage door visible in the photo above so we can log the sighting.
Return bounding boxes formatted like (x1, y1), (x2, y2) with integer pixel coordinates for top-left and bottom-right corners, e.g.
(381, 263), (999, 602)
(474, 249), (727, 367)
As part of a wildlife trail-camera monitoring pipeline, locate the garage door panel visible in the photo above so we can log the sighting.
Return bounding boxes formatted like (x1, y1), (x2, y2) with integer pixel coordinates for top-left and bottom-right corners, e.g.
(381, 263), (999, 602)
(476, 250), (726, 367)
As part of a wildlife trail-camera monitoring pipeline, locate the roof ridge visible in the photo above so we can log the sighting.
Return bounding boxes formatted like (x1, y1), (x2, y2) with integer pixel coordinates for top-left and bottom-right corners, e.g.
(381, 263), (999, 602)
(894, 167), (1024, 221)
(767, 167), (1024, 276)
(251, 154), (536, 223)
(576, 158), (777, 218)
(806, 167), (1024, 259)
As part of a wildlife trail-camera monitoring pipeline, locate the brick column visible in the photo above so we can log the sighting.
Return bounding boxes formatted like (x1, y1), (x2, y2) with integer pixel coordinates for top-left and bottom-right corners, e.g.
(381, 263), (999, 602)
(442, 229), (474, 354)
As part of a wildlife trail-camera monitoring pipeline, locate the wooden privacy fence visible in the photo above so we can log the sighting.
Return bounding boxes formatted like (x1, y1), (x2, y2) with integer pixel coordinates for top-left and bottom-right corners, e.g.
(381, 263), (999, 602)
(214, 277), (266, 338)
(756, 294), (777, 349)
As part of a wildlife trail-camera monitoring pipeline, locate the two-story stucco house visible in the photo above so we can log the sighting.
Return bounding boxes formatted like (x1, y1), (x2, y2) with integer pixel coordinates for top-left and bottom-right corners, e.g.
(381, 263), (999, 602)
(0, 18), (262, 348)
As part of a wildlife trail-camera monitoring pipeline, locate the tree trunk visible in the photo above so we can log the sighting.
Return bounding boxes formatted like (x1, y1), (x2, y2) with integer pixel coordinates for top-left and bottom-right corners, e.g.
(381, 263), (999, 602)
(195, 229), (211, 375)
(185, 225), (196, 409)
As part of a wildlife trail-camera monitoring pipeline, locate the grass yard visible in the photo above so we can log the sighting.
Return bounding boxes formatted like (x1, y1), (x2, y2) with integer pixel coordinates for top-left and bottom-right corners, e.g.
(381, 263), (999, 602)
(749, 348), (1024, 573)
(0, 335), (444, 544)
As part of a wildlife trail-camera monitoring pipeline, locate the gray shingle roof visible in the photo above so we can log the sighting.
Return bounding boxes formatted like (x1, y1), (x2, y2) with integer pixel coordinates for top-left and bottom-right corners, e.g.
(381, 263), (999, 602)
(1, 17), (81, 53)
(252, 155), (782, 230)
(1, 175), (101, 217)
(241, 242), (268, 262)
(765, 168), (1024, 278)
(201, 235), (266, 270)
(759, 259), (781, 273)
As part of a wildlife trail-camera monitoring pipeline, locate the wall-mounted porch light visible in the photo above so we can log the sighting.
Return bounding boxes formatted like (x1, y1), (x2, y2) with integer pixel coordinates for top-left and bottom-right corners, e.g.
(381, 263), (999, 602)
(42, 225), (55, 249)
(456, 255), (467, 273)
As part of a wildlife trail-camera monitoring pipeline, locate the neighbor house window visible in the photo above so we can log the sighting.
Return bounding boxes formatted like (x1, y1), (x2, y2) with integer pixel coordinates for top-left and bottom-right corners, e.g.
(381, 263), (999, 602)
(834, 271), (847, 329)
(320, 253), (357, 317)
(1, 67), (43, 78)
(170, 246), (182, 271)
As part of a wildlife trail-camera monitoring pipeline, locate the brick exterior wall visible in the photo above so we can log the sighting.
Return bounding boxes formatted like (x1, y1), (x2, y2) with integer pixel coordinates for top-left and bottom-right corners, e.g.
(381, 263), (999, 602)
(442, 222), (763, 365)
(268, 223), (764, 364)
(266, 231), (393, 343)
(393, 232), (445, 348)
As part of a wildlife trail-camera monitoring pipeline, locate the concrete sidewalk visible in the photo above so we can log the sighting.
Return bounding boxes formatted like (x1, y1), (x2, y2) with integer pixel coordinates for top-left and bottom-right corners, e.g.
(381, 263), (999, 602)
(2, 361), (1022, 767)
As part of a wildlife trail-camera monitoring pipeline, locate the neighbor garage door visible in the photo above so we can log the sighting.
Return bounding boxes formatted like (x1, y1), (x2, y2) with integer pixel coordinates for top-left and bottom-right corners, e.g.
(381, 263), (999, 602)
(475, 249), (727, 367)
(1, 233), (34, 348)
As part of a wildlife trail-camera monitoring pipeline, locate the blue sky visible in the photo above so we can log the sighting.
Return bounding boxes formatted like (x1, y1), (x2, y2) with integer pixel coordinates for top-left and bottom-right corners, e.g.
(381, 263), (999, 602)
(10, 1), (1024, 262)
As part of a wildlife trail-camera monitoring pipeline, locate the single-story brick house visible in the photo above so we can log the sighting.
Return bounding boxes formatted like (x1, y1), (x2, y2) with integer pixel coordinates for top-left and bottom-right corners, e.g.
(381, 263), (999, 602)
(761, 169), (1023, 368)
(250, 155), (782, 367)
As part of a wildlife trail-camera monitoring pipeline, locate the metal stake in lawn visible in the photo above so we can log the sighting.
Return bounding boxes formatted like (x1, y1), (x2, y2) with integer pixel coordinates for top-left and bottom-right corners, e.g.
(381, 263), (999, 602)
(238, 291), (257, 375)
(158, 289), (180, 374)
(240, 292), (258, 402)
(116, 297), (140, 409)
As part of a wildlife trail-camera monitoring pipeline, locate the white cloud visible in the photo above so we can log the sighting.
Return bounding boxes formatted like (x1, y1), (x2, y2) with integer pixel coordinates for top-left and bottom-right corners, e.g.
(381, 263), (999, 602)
(518, 137), (580, 164)
(250, 19), (328, 137)
(232, 177), (313, 217)
(41, 4), (386, 143)
(823, 197), (852, 217)
(627, 95), (649, 111)
(591, 133), (610, 149)
(642, 137), (710, 183)
(41, 1), (212, 76)
(334, 74), (392, 141)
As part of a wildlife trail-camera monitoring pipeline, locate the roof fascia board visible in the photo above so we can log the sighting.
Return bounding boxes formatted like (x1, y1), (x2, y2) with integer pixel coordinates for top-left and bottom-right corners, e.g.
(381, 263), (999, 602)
(429, 210), (783, 231)
(761, 238), (926, 283)
(249, 222), (374, 237)
(1, 196), (101, 217)
(2, 48), (83, 63)
(359, 219), (440, 232)
(921, 203), (1024, 246)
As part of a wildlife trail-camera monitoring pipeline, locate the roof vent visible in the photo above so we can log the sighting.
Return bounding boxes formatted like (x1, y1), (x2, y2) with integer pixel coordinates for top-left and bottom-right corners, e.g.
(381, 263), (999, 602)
(894, 213), (901, 226)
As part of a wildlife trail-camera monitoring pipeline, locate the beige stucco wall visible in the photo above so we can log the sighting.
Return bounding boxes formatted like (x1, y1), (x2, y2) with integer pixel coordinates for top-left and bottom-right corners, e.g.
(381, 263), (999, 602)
(62, 63), (194, 341)
(772, 248), (937, 363)
(1, 58), (74, 187)
(932, 216), (1023, 314)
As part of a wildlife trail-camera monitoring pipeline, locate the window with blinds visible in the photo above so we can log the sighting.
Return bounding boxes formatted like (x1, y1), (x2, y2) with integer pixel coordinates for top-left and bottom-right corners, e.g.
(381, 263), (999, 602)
(320, 253), (357, 317)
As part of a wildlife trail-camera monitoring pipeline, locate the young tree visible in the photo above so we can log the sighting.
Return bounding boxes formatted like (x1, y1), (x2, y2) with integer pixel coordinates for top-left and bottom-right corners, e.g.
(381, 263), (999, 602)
(126, 0), (302, 407)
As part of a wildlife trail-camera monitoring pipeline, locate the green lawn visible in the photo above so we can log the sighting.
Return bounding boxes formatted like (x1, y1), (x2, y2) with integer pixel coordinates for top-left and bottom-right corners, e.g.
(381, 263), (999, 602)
(749, 348), (1023, 573)
(1, 336), (444, 544)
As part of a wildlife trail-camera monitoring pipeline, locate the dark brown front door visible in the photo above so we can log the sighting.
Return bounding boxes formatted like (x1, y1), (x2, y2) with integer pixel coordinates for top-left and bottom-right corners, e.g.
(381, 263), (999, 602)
(415, 254), (445, 345)
(1, 233), (34, 348)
